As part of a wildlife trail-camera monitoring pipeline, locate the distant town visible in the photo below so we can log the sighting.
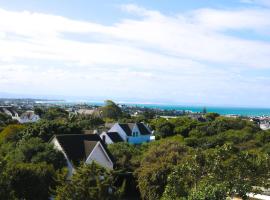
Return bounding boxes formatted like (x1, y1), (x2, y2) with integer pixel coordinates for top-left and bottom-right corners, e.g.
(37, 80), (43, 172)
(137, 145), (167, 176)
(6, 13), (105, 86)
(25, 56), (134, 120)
(1, 98), (269, 130)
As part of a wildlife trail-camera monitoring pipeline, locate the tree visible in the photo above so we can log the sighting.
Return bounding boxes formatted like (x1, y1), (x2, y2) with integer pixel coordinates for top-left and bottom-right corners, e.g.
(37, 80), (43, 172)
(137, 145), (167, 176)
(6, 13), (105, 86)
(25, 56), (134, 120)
(20, 120), (82, 142)
(34, 107), (45, 117)
(43, 107), (69, 120)
(188, 181), (228, 200)
(75, 115), (104, 129)
(100, 100), (122, 120)
(108, 142), (142, 171)
(162, 144), (270, 199)
(202, 107), (207, 114)
(4, 163), (56, 200)
(0, 112), (18, 131)
(151, 118), (175, 138)
(7, 137), (66, 170)
(0, 124), (25, 143)
(55, 162), (122, 200)
(205, 112), (220, 121)
(136, 140), (191, 200)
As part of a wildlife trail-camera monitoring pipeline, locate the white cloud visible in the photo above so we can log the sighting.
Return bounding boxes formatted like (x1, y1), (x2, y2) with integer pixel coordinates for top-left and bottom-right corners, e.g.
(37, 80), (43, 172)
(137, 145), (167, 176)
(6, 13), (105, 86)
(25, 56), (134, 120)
(0, 5), (270, 105)
(241, 0), (270, 7)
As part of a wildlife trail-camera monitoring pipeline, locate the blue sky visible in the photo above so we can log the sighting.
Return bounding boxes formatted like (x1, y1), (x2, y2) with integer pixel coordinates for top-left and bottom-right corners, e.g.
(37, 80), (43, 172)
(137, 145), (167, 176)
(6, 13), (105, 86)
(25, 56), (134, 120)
(0, 0), (270, 106)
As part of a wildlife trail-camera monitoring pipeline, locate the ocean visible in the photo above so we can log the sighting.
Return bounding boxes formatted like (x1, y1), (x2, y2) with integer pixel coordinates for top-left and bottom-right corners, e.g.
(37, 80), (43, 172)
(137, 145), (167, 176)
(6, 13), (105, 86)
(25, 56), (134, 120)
(37, 100), (270, 117)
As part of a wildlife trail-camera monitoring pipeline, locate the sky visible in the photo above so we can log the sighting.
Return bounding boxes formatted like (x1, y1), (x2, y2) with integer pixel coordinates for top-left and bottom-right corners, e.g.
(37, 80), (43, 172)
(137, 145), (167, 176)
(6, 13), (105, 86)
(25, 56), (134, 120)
(0, 0), (270, 107)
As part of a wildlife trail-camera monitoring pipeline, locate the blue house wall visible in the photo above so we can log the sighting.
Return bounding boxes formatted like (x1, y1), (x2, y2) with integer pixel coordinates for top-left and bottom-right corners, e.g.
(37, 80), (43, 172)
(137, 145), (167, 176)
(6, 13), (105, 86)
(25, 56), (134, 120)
(128, 135), (151, 144)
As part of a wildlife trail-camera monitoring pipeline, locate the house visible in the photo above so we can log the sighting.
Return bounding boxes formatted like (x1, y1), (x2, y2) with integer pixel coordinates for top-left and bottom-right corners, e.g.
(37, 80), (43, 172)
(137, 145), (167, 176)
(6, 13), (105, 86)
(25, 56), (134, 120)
(19, 111), (40, 123)
(107, 122), (154, 144)
(76, 109), (96, 115)
(50, 134), (114, 176)
(0, 106), (19, 118)
(100, 131), (124, 144)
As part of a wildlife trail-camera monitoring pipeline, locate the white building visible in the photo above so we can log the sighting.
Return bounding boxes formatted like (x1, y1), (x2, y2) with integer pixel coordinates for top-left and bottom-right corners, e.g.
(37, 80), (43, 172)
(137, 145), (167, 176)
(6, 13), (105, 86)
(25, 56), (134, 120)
(50, 134), (114, 176)
(19, 111), (40, 123)
(100, 131), (124, 145)
(106, 122), (154, 144)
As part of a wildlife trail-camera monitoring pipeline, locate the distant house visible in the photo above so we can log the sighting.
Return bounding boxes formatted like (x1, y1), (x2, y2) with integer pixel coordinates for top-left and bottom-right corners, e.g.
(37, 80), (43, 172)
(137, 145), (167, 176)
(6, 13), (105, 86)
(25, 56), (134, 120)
(19, 111), (40, 123)
(100, 131), (124, 144)
(0, 106), (19, 118)
(76, 109), (96, 115)
(50, 134), (114, 176)
(107, 122), (154, 144)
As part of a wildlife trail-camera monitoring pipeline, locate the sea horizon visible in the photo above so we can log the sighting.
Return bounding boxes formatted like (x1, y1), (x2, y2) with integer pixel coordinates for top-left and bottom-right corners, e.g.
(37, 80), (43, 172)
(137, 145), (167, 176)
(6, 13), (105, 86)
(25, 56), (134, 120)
(34, 99), (270, 117)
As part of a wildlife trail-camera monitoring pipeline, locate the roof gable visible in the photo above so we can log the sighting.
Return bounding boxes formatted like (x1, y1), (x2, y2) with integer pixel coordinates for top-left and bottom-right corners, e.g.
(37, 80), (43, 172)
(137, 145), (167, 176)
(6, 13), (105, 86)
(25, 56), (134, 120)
(107, 132), (124, 143)
(137, 123), (151, 135)
(53, 134), (114, 165)
(118, 123), (151, 136)
(118, 123), (133, 136)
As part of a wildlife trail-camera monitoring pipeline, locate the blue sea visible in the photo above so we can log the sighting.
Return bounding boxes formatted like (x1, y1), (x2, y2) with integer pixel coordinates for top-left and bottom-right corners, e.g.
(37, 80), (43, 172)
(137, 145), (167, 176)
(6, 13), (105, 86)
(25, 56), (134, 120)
(131, 104), (270, 117)
(37, 100), (270, 117)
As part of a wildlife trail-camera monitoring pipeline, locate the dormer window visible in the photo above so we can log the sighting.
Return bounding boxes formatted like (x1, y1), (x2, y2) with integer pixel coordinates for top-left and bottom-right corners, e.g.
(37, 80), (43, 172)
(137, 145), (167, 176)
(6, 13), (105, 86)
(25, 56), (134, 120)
(133, 132), (138, 137)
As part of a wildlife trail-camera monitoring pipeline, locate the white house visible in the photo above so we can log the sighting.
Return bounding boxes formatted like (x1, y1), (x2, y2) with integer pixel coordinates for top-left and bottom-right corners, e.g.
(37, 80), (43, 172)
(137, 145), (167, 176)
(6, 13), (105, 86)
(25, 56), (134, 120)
(108, 122), (154, 144)
(50, 134), (114, 176)
(100, 131), (124, 145)
(19, 111), (40, 123)
(0, 106), (19, 118)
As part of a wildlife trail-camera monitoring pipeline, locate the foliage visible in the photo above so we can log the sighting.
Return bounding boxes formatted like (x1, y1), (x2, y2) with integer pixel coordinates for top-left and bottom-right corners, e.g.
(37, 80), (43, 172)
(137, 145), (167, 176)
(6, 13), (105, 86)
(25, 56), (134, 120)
(74, 114), (104, 129)
(162, 144), (270, 199)
(55, 162), (122, 200)
(108, 142), (142, 171)
(188, 181), (228, 200)
(100, 100), (122, 120)
(0, 124), (25, 143)
(0, 112), (18, 131)
(34, 107), (45, 118)
(136, 140), (191, 200)
(204, 112), (220, 121)
(3, 162), (56, 200)
(42, 107), (69, 120)
(20, 119), (82, 142)
(5, 137), (66, 170)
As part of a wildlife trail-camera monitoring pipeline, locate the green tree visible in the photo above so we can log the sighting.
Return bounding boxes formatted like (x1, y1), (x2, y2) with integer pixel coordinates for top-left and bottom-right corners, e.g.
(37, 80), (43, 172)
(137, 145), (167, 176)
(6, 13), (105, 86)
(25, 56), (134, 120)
(100, 100), (122, 120)
(0, 124), (25, 143)
(43, 107), (69, 120)
(162, 144), (270, 199)
(34, 107), (45, 117)
(136, 140), (191, 200)
(7, 137), (66, 170)
(55, 162), (121, 200)
(20, 120), (82, 142)
(205, 112), (220, 121)
(188, 181), (228, 200)
(108, 142), (142, 171)
(4, 163), (56, 200)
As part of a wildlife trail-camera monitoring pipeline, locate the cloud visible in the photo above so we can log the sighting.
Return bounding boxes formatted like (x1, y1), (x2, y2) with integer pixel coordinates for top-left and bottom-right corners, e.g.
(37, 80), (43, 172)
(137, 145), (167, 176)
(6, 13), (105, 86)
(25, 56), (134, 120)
(0, 4), (270, 105)
(241, 0), (270, 7)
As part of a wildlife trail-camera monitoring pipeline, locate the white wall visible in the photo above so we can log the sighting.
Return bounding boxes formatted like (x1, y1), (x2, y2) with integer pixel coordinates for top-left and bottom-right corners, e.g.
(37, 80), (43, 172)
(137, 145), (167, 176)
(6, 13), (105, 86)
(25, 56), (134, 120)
(86, 142), (114, 169)
(131, 124), (140, 136)
(51, 137), (74, 177)
(108, 123), (128, 141)
(100, 132), (113, 144)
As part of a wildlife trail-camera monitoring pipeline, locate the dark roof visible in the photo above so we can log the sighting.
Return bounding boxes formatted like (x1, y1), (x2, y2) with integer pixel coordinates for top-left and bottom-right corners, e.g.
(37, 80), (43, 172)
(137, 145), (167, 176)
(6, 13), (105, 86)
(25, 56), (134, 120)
(107, 132), (124, 143)
(118, 123), (151, 136)
(119, 123), (132, 136)
(52, 134), (114, 165)
(137, 123), (151, 135)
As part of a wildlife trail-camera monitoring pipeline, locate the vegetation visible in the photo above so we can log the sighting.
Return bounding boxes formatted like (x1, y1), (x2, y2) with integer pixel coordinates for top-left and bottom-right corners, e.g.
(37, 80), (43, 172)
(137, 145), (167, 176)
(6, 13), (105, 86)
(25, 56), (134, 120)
(0, 100), (270, 199)
(55, 162), (123, 200)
